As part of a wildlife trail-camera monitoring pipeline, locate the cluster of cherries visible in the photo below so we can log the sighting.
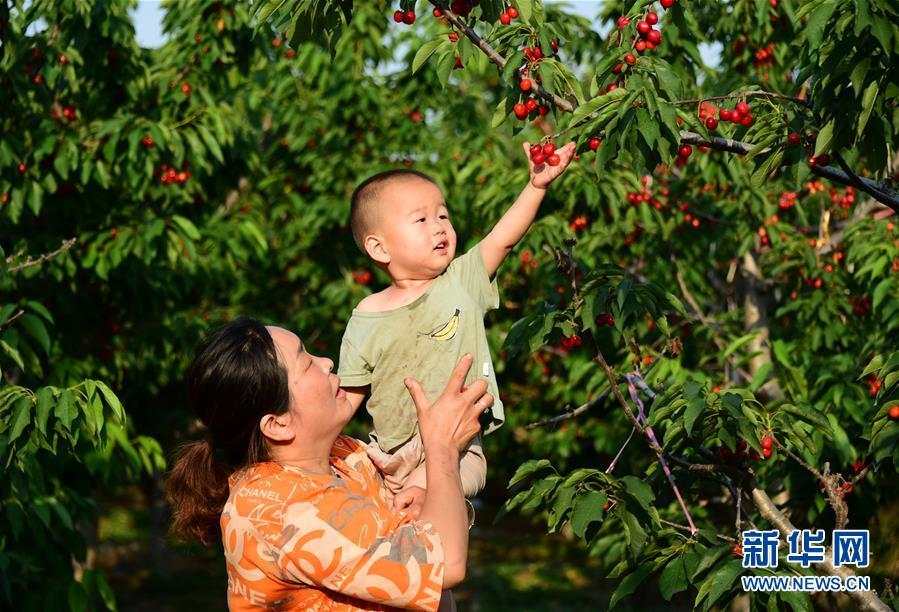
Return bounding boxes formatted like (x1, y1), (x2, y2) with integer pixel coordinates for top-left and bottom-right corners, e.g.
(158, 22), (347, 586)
(778, 191), (798, 210)
(569, 214), (589, 232)
(752, 43), (776, 67)
(392, 8), (416, 24)
(717, 435), (775, 464)
(850, 294), (871, 318)
(352, 269), (373, 285)
(518, 249), (539, 271)
(158, 164), (191, 185)
(50, 104), (78, 123)
(498, 5), (519, 25)
(829, 185), (856, 209)
(528, 141), (561, 166)
(718, 100), (754, 128)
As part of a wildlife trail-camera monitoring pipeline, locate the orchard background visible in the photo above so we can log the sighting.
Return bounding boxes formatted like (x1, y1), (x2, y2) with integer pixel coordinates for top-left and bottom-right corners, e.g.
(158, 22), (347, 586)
(2, 0), (898, 609)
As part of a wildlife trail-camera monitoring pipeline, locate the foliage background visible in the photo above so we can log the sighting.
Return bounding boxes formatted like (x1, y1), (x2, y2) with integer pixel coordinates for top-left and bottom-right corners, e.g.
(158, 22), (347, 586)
(1, 0), (897, 609)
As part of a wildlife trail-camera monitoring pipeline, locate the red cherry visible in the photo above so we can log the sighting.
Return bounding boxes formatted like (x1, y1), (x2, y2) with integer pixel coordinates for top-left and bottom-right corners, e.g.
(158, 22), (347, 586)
(677, 144), (692, 158)
(617, 16), (630, 28)
(705, 117), (718, 130)
(433, 7), (443, 17)
(551, 39), (559, 53)
(889, 405), (899, 421)
(624, 53), (636, 65)
(514, 103), (528, 119)
(851, 460), (865, 474)
(453, 55), (463, 69)
(661, 0), (675, 7)
(761, 435), (774, 450)
(525, 98), (538, 112)
(542, 142), (556, 156)
(646, 11), (658, 25)
(58, 53), (69, 65)
(762, 447), (773, 459)
(520, 78), (532, 91)
(740, 114), (754, 127)
(735, 100), (750, 116)
(449, 31), (460, 42)
(635, 40), (646, 53)
(17, 162), (27, 175)
(612, 63), (624, 74)
(787, 132), (801, 146)
(530, 144), (543, 158)
(547, 154), (561, 166)
(647, 29), (662, 45)
(507, 7), (519, 18)
(393, 10), (404, 22)
(732, 544), (743, 558)
(644, 41), (656, 51)
(141, 135), (154, 148)
(500, 11), (511, 25)
(719, 108), (733, 122)
(353, 270), (373, 285)
(841, 483), (854, 495)
(403, 10), (416, 24)
(595, 313), (615, 327)
(537, 105), (549, 116)
(588, 137), (601, 151)
(181, 82), (192, 96)
(636, 20), (651, 35)
(531, 152), (546, 165)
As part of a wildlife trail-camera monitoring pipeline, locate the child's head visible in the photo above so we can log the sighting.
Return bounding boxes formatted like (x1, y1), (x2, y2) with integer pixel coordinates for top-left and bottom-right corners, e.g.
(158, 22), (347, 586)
(350, 170), (457, 281)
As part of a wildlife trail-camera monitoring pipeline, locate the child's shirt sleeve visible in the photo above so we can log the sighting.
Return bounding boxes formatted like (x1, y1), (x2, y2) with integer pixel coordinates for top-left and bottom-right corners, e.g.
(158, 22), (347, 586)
(337, 315), (374, 387)
(447, 243), (500, 313)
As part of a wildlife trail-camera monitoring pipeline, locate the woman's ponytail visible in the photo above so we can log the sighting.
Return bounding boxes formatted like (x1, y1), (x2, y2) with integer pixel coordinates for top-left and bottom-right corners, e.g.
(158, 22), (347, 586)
(165, 317), (290, 545)
(166, 439), (230, 545)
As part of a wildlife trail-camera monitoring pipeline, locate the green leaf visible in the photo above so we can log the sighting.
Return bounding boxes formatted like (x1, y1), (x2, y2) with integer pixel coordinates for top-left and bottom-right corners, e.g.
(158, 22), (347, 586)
(609, 564), (653, 609)
(412, 38), (442, 75)
(55, 389), (78, 431)
(703, 560), (743, 609)
(813, 120), (834, 156)
(684, 395), (705, 436)
(569, 490), (607, 539)
(35, 387), (54, 435)
(620, 475), (655, 513)
(8, 397), (32, 444)
(94, 381), (125, 422)
(19, 314), (50, 355)
(508, 458), (552, 487)
(659, 555), (689, 601)
(171, 215), (201, 241)
(856, 81), (878, 140)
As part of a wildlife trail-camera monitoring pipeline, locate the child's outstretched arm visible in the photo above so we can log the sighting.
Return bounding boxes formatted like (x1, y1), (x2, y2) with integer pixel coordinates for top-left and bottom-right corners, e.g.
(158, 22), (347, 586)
(479, 140), (577, 277)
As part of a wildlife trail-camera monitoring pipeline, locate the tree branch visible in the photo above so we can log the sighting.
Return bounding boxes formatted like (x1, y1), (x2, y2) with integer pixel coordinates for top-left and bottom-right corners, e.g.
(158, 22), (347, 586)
(434, 2), (575, 113)
(525, 391), (608, 429)
(680, 132), (899, 212)
(5, 238), (77, 274)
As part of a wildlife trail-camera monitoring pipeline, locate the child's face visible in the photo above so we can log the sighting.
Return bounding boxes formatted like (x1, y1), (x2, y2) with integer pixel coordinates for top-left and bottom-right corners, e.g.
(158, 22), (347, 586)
(377, 178), (457, 279)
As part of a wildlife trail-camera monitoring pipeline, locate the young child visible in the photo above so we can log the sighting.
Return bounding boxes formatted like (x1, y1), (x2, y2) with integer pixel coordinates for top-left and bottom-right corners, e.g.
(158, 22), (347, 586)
(338, 140), (576, 517)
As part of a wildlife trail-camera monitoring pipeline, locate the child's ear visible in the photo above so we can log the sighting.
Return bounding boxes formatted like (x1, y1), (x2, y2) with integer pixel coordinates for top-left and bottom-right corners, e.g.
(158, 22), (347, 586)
(364, 234), (390, 265)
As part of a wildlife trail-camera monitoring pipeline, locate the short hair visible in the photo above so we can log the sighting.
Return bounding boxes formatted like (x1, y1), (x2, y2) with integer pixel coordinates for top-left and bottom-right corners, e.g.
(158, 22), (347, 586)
(349, 169), (439, 252)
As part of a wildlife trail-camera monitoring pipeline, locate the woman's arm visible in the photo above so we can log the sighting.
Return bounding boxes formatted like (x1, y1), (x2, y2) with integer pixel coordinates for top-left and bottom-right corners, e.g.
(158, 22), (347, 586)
(404, 354), (493, 587)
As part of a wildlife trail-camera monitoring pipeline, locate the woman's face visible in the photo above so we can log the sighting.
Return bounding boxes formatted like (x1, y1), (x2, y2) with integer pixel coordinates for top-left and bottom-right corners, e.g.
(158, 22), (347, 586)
(267, 326), (355, 438)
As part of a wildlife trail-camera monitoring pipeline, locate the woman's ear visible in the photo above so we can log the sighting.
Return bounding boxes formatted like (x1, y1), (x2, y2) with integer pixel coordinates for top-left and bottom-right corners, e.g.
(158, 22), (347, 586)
(364, 234), (390, 265)
(259, 412), (295, 443)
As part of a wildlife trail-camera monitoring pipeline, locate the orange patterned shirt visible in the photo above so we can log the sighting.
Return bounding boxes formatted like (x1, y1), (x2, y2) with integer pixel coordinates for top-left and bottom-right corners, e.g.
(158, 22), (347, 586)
(221, 435), (446, 611)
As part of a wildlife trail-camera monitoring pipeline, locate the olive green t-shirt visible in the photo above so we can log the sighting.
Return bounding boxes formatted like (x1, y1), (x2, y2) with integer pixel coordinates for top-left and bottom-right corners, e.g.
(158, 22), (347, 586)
(338, 243), (505, 453)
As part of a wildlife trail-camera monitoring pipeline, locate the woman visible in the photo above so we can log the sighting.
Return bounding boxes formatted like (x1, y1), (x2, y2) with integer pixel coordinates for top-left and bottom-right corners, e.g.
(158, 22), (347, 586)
(166, 317), (492, 611)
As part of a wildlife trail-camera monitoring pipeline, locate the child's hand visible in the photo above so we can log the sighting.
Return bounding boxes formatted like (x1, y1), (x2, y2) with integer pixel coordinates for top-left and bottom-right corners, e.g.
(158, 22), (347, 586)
(394, 486), (426, 520)
(523, 141), (577, 189)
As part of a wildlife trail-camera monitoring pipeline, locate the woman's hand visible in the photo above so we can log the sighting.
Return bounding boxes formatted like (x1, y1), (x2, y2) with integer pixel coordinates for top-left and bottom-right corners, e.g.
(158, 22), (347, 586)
(394, 486), (426, 520)
(404, 354), (493, 454)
